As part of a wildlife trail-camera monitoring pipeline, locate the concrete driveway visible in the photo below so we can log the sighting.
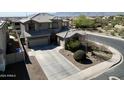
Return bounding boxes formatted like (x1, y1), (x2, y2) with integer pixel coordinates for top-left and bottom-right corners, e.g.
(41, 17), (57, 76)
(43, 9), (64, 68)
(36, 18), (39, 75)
(28, 45), (80, 80)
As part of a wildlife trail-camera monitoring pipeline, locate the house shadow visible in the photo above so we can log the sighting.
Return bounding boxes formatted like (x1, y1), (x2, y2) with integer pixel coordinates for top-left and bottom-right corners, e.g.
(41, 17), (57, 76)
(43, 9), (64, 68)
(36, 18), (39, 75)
(0, 61), (30, 80)
(32, 44), (58, 51)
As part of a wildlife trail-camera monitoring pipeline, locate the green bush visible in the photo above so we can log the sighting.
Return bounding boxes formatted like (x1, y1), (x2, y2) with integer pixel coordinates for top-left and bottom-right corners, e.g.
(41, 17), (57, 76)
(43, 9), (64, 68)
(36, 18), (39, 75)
(65, 39), (81, 52)
(73, 15), (95, 28)
(73, 50), (86, 62)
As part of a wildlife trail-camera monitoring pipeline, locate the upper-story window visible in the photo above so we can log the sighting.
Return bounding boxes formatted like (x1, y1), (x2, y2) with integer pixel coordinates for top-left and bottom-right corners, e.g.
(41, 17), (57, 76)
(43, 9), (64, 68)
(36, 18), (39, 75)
(52, 22), (58, 29)
(15, 22), (20, 26)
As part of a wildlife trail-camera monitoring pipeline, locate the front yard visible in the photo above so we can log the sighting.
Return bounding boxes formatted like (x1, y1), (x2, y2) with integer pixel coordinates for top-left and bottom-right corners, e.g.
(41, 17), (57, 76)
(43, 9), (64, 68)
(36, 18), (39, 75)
(59, 38), (112, 70)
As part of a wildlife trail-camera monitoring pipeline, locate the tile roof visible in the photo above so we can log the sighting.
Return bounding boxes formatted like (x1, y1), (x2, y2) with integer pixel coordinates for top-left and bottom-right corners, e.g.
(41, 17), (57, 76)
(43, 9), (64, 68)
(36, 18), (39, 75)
(0, 21), (6, 29)
(20, 13), (59, 23)
(0, 17), (24, 22)
(56, 29), (85, 39)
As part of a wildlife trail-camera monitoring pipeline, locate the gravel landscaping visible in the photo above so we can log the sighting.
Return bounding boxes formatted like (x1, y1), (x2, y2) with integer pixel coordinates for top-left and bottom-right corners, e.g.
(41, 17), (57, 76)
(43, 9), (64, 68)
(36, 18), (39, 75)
(59, 40), (112, 70)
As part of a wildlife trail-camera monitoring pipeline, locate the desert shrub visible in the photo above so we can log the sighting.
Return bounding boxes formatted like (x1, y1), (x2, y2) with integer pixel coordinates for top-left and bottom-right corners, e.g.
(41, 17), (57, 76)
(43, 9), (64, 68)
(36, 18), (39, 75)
(119, 30), (124, 37)
(73, 50), (86, 62)
(92, 51), (112, 60)
(65, 39), (81, 52)
(99, 46), (112, 54)
(82, 40), (110, 53)
(111, 31), (116, 36)
(87, 41), (100, 51)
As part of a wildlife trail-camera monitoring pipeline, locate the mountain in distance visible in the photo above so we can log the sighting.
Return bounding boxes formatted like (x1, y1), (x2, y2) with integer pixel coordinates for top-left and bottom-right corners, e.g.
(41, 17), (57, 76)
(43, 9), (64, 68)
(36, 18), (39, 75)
(53, 12), (124, 17)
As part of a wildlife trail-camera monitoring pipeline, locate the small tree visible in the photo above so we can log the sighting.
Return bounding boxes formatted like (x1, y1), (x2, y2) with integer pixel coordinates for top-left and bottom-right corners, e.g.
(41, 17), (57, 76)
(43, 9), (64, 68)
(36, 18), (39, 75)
(73, 15), (95, 28)
(65, 39), (81, 52)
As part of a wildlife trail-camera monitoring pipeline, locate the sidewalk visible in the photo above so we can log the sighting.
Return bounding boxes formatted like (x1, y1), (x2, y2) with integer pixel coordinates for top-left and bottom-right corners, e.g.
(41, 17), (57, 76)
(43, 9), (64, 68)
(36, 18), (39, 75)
(86, 31), (124, 41)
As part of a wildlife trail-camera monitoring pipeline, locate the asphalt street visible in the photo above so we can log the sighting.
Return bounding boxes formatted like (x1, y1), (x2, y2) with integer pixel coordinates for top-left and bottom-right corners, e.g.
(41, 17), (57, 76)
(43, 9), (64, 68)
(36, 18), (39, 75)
(87, 34), (124, 80)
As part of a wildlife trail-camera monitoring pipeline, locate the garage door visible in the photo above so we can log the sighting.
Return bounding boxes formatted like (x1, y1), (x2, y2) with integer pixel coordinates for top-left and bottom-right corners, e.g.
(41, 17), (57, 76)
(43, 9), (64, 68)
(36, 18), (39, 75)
(28, 37), (49, 47)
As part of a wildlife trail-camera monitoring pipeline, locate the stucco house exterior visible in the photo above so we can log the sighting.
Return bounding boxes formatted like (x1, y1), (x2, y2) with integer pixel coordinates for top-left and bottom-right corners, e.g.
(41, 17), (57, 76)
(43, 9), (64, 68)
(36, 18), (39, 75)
(8, 18), (22, 33)
(20, 13), (69, 47)
(56, 30), (86, 47)
(0, 21), (8, 71)
(0, 17), (24, 34)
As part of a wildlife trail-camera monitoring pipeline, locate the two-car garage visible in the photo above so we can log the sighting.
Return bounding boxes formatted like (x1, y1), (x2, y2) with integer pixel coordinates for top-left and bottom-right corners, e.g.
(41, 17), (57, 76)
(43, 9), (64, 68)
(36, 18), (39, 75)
(28, 36), (50, 47)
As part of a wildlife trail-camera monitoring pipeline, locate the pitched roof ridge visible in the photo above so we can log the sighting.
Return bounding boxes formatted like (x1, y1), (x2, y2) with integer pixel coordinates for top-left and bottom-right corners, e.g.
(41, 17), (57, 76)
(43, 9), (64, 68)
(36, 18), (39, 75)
(20, 13), (55, 23)
(0, 21), (6, 29)
(31, 13), (54, 18)
(30, 13), (41, 19)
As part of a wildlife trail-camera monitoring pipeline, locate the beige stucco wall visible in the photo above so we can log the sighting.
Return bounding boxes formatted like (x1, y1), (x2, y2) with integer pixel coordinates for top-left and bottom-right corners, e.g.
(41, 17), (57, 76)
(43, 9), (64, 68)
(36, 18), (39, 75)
(35, 21), (62, 31)
(57, 37), (65, 47)
(52, 20), (62, 31)
(23, 20), (62, 32)
(36, 23), (50, 31)
(0, 25), (7, 71)
(20, 23), (26, 38)
(58, 21), (62, 29)
(12, 22), (21, 33)
(23, 21), (51, 32)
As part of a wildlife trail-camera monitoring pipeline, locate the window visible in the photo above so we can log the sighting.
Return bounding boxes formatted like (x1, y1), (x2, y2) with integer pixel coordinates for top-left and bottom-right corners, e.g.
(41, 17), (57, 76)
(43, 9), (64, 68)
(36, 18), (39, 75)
(15, 22), (20, 26)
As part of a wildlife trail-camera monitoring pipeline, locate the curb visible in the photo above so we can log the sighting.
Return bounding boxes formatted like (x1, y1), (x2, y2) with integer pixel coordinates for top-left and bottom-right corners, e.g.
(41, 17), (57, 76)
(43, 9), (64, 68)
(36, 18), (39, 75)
(63, 41), (123, 80)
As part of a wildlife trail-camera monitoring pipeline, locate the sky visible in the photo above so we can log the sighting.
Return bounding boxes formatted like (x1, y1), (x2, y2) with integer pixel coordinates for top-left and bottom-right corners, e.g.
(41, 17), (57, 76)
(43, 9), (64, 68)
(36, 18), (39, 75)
(0, 12), (36, 17)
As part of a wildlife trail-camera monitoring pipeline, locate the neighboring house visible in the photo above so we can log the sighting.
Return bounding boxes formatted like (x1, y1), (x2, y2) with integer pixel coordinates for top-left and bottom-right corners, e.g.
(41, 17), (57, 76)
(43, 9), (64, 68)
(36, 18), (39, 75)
(6, 17), (24, 34)
(0, 17), (25, 34)
(20, 13), (69, 47)
(56, 30), (86, 47)
(0, 21), (8, 71)
(62, 19), (69, 29)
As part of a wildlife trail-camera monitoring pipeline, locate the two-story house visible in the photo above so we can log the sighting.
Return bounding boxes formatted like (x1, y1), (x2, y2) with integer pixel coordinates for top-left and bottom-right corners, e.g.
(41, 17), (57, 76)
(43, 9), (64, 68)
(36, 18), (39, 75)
(20, 13), (69, 47)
